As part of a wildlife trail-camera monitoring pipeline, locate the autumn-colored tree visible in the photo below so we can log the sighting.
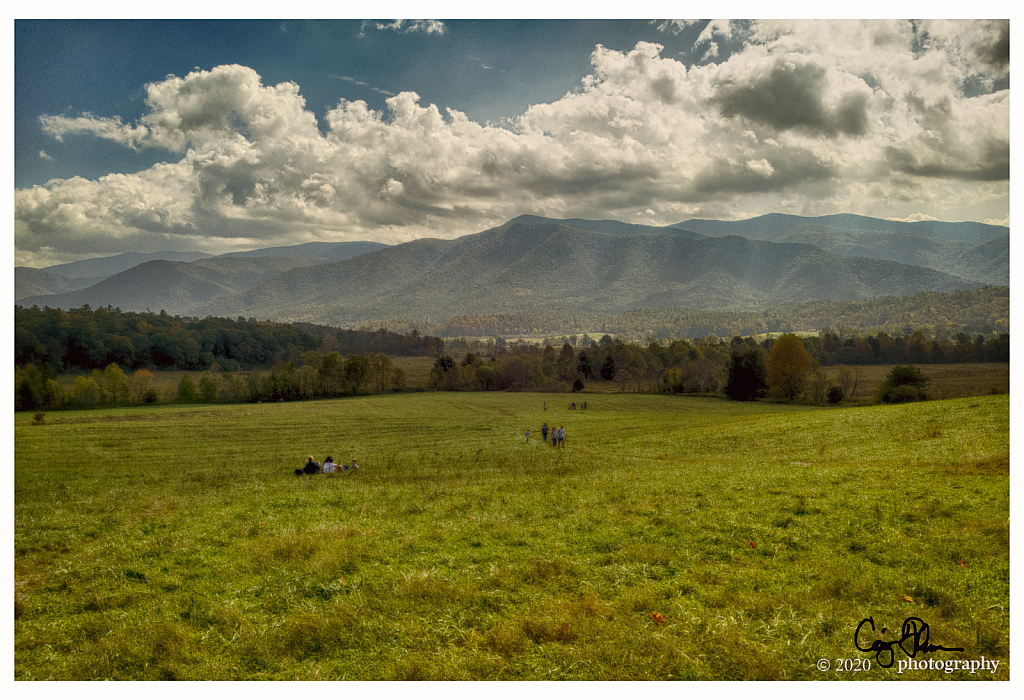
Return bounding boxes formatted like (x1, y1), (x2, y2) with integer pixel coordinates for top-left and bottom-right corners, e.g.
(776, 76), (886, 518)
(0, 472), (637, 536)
(130, 369), (154, 403)
(766, 333), (813, 400)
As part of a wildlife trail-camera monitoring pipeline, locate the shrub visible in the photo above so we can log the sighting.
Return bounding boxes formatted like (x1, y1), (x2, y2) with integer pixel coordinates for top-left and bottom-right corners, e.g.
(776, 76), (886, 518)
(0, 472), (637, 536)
(881, 384), (924, 404)
(875, 365), (930, 404)
(826, 386), (844, 405)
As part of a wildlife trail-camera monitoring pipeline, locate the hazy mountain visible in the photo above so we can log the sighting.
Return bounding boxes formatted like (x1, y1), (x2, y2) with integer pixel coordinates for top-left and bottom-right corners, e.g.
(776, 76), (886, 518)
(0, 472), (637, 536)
(215, 240), (390, 261)
(42, 250), (213, 280)
(194, 216), (982, 327)
(672, 214), (1008, 284)
(675, 213), (1006, 245)
(15, 267), (102, 301)
(18, 256), (322, 313)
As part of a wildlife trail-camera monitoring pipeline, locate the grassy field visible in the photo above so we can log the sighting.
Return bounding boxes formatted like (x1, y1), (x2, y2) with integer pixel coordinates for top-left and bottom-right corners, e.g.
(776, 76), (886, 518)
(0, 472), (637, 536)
(14, 392), (1009, 680)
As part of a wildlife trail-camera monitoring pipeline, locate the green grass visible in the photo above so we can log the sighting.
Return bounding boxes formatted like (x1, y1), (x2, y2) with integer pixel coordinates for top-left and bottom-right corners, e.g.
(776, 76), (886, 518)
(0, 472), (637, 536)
(15, 393), (1009, 680)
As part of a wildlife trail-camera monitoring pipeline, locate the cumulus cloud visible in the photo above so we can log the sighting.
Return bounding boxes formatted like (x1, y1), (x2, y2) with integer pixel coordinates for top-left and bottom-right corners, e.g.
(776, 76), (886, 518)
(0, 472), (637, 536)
(16, 20), (1009, 266)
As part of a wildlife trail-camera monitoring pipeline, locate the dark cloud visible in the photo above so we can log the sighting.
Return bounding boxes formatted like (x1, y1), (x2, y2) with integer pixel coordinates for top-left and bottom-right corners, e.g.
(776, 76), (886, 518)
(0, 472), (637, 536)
(974, 20), (1010, 71)
(713, 59), (869, 137)
(692, 150), (837, 197)
(885, 140), (1009, 182)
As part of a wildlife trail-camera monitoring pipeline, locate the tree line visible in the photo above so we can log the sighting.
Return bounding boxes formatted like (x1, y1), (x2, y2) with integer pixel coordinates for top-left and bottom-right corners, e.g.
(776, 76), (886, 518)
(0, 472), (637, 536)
(14, 305), (444, 373)
(15, 350), (409, 412)
(424, 329), (1008, 402)
(13, 303), (1009, 412)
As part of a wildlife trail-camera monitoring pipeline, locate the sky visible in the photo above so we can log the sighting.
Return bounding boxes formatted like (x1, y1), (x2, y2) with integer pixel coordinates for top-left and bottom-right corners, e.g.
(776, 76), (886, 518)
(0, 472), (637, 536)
(12, 14), (1012, 268)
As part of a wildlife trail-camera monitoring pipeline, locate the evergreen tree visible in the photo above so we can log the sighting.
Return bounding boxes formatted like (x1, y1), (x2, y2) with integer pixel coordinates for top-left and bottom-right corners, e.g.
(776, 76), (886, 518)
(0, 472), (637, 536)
(600, 355), (617, 381)
(576, 350), (594, 379)
(725, 346), (768, 401)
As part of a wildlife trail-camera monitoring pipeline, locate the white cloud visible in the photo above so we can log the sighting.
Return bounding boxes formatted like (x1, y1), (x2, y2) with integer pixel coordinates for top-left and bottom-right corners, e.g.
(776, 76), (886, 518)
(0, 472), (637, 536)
(887, 212), (939, 223)
(16, 20), (1009, 265)
(360, 20), (446, 36)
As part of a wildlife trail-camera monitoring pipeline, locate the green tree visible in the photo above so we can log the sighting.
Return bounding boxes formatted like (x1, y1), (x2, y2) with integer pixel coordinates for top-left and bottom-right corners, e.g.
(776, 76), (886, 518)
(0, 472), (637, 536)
(103, 363), (130, 403)
(766, 334), (813, 400)
(600, 355), (617, 381)
(344, 355), (370, 394)
(368, 353), (396, 393)
(72, 376), (100, 406)
(577, 350), (594, 379)
(198, 371), (218, 403)
(318, 352), (345, 394)
(177, 375), (198, 403)
(725, 346), (768, 401)
(875, 365), (930, 404)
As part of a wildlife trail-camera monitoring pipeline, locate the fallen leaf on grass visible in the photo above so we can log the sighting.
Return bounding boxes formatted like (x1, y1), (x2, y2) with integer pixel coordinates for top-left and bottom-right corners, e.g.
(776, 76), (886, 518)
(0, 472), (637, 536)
(650, 612), (666, 625)
(901, 595), (914, 603)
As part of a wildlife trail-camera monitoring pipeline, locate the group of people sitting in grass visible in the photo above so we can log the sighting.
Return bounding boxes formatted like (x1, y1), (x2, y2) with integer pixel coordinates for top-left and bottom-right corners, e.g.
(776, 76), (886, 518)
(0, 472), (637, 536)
(295, 455), (359, 475)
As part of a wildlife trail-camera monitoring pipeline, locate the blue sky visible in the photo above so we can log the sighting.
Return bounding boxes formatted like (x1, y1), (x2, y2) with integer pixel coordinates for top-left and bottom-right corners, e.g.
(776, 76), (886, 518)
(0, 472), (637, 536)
(13, 17), (1011, 267)
(15, 19), (721, 189)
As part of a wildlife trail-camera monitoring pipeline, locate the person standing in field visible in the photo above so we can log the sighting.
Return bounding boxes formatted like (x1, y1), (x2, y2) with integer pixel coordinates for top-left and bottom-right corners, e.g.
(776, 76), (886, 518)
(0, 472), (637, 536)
(557, 426), (565, 447)
(542, 422), (549, 442)
(525, 429), (531, 441)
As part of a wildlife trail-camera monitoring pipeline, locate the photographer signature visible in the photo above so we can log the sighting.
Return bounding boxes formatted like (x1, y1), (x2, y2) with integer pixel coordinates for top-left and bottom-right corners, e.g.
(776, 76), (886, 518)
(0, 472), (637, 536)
(854, 616), (964, 668)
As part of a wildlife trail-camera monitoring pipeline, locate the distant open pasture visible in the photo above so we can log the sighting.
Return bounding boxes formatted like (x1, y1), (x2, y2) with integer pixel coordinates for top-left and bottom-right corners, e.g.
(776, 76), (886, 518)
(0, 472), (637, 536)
(15, 392), (1008, 679)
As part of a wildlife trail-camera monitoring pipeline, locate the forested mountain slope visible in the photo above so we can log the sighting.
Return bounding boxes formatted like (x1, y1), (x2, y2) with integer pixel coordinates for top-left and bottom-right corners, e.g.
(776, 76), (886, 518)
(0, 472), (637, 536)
(195, 217), (981, 327)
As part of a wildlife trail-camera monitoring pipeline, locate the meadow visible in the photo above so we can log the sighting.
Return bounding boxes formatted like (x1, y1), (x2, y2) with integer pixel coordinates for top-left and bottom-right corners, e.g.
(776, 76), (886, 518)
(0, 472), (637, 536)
(14, 392), (1009, 680)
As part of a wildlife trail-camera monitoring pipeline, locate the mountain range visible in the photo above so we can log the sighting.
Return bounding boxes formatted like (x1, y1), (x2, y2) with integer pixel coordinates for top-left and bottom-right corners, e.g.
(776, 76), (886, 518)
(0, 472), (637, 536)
(16, 214), (1007, 330)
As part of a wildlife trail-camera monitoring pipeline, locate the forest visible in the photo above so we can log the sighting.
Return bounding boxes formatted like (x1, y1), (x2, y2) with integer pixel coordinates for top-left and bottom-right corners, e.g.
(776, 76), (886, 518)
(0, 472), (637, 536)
(13, 305), (443, 373)
(427, 287), (1009, 340)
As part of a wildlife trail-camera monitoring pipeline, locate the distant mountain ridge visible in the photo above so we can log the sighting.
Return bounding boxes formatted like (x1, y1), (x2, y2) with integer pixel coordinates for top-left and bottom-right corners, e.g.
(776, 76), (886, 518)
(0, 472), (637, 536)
(675, 213), (1006, 245)
(17, 241), (393, 302)
(42, 250), (213, 279)
(18, 257), (322, 312)
(672, 214), (1008, 285)
(16, 214), (1003, 330)
(194, 216), (983, 327)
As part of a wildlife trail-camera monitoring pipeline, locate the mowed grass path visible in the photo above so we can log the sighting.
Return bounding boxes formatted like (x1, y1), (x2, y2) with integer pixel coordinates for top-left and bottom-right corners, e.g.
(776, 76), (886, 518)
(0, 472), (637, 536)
(15, 393), (1009, 680)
